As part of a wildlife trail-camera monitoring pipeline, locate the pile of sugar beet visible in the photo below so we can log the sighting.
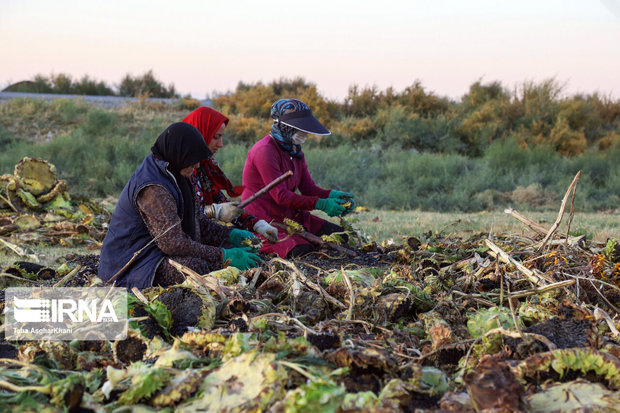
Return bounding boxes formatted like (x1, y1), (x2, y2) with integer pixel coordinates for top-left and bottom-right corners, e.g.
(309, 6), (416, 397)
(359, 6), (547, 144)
(1, 161), (620, 412)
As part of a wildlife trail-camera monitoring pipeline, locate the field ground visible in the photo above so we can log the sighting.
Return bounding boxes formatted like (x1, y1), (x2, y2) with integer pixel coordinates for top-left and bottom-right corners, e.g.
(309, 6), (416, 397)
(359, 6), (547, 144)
(1, 209), (618, 270)
(0, 244), (90, 271)
(351, 209), (619, 245)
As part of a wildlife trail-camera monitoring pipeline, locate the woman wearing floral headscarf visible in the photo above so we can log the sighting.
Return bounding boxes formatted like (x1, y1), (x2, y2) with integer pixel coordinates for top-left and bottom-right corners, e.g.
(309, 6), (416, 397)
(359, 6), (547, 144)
(241, 98), (357, 258)
(183, 107), (278, 243)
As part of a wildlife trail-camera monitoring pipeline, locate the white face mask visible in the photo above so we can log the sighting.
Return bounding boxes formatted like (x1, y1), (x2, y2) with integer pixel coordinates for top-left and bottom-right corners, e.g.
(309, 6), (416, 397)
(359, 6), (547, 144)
(291, 131), (309, 145)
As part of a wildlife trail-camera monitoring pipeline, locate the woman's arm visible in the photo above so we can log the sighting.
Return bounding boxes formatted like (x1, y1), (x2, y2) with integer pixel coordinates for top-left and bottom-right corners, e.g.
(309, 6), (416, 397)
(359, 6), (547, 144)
(297, 154), (331, 198)
(136, 185), (224, 265)
(232, 212), (259, 232)
(197, 210), (232, 246)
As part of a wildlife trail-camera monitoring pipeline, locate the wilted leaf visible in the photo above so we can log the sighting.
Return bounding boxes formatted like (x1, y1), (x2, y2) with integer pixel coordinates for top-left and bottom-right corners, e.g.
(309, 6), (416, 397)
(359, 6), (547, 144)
(209, 266), (241, 285)
(154, 340), (197, 368)
(528, 380), (620, 413)
(150, 370), (202, 407)
(13, 215), (40, 231)
(177, 351), (287, 412)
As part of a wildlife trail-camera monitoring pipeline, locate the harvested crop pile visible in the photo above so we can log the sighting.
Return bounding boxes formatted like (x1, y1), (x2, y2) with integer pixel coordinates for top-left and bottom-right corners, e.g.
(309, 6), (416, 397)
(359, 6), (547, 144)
(0, 157), (111, 257)
(1, 171), (619, 412)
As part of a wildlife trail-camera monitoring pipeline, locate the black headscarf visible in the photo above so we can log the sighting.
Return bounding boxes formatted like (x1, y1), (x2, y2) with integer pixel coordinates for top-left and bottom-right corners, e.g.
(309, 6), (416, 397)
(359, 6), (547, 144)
(151, 122), (211, 239)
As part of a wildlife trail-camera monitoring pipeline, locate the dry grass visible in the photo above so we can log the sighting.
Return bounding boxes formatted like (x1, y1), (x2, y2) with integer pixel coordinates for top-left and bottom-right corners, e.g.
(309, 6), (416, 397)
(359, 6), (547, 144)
(350, 209), (620, 245)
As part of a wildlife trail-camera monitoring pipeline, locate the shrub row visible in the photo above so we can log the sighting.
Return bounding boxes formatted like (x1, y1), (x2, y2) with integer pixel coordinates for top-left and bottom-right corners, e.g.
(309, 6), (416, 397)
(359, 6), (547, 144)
(214, 78), (620, 157)
(1, 99), (618, 212)
(5, 74), (620, 158)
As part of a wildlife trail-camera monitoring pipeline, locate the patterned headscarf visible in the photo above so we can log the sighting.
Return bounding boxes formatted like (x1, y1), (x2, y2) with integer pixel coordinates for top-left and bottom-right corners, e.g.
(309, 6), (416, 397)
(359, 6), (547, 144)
(270, 99), (309, 158)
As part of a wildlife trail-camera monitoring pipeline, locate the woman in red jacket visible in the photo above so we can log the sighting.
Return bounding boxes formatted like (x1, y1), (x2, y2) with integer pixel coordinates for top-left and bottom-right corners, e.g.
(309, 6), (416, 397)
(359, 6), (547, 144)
(183, 107), (278, 243)
(241, 98), (356, 258)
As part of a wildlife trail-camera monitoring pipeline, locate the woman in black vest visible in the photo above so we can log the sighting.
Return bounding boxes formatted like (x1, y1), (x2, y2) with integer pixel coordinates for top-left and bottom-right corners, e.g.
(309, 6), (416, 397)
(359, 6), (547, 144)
(98, 123), (261, 289)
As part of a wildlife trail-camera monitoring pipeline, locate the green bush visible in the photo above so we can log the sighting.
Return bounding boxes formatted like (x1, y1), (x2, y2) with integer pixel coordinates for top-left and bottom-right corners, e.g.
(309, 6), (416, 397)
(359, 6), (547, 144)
(2, 126), (619, 212)
(82, 110), (118, 136)
(74, 75), (115, 96)
(50, 98), (90, 124)
(2, 77), (620, 213)
(0, 124), (14, 147)
(374, 106), (461, 152)
(119, 70), (178, 98)
(212, 77), (620, 157)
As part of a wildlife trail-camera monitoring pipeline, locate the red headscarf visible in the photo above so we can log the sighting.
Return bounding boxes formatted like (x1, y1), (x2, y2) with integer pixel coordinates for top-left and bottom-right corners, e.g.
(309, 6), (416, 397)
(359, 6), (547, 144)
(183, 107), (244, 197)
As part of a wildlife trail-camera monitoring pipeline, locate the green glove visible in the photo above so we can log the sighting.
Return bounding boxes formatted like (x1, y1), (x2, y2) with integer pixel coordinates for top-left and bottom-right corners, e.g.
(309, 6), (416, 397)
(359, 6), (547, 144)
(329, 190), (355, 200)
(341, 198), (357, 215)
(222, 247), (262, 270)
(329, 190), (356, 215)
(315, 198), (346, 217)
(228, 228), (257, 247)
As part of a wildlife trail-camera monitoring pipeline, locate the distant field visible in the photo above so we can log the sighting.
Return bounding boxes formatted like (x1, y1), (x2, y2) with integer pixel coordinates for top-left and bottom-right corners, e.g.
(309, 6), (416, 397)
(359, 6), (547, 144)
(351, 208), (619, 245)
(2, 209), (618, 270)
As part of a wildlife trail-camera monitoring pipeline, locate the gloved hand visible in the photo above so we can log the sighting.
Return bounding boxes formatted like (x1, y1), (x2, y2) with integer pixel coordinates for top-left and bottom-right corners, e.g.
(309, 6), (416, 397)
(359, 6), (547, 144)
(329, 190), (355, 201)
(204, 202), (244, 223)
(228, 228), (257, 247)
(329, 190), (356, 215)
(315, 198), (346, 217)
(253, 220), (279, 243)
(222, 247), (262, 270)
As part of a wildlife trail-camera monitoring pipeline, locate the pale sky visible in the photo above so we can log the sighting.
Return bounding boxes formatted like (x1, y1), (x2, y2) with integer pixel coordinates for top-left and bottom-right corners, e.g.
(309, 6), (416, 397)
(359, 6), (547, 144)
(1, 0), (619, 101)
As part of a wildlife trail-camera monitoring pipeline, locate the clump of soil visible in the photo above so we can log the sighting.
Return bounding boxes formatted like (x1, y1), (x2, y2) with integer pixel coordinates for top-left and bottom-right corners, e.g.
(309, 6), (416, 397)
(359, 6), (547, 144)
(506, 318), (595, 358)
(0, 342), (17, 359)
(294, 250), (391, 276)
(405, 392), (442, 411)
(307, 332), (340, 351)
(62, 254), (101, 286)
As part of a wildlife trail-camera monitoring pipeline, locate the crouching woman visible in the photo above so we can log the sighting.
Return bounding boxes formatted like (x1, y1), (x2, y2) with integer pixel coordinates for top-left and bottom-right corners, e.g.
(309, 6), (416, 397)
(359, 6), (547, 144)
(98, 122), (260, 289)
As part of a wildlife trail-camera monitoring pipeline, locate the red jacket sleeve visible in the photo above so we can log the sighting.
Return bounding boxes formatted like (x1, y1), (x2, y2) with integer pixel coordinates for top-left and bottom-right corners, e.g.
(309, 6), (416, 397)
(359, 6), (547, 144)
(297, 154), (331, 198)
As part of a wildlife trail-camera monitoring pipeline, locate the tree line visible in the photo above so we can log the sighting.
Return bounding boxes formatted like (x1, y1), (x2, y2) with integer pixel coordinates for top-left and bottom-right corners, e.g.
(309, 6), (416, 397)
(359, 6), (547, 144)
(3, 70), (178, 99)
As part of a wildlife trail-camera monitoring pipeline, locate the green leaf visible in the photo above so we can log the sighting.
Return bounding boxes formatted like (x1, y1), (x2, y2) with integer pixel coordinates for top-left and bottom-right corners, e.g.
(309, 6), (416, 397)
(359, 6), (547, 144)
(467, 307), (519, 338)
(117, 367), (170, 405)
(282, 381), (346, 413)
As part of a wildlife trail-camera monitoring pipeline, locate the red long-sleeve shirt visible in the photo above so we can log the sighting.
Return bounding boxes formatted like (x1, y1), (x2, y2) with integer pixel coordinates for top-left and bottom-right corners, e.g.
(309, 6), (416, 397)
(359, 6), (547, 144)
(241, 135), (332, 257)
(242, 135), (331, 223)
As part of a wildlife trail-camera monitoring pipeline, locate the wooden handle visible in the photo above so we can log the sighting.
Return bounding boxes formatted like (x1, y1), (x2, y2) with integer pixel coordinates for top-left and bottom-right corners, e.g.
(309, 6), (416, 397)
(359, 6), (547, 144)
(238, 170), (293, 208)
